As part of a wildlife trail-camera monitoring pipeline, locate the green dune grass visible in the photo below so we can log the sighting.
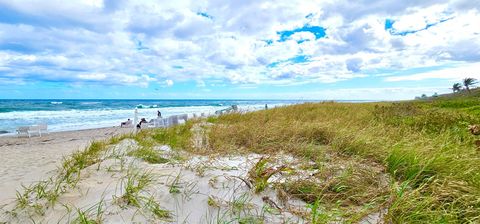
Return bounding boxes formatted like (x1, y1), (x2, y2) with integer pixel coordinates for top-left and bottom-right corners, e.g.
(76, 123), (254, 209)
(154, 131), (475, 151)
(197, 89), (480, 223)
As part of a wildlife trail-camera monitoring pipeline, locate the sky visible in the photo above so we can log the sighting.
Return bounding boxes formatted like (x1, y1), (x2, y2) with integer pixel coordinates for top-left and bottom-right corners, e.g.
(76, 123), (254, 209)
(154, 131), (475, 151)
(0, 0), (479, 100)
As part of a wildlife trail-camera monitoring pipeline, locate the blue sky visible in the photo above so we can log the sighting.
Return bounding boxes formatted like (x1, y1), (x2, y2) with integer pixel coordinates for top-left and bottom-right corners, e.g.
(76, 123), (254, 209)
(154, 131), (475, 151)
(0, 0), (479, 100)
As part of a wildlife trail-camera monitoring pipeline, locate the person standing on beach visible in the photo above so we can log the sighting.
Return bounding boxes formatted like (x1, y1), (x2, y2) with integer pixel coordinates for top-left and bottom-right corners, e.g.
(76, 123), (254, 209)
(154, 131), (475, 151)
(265, 104), (268, 110)
(157, 110), (162, 118)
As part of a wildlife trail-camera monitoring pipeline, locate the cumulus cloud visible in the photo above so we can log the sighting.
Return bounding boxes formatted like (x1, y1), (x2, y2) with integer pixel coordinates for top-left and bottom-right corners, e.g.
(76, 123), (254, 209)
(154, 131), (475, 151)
(163, 79), (174, 87)
(0, 0), (478, 96)
(385, 63), (480, 82)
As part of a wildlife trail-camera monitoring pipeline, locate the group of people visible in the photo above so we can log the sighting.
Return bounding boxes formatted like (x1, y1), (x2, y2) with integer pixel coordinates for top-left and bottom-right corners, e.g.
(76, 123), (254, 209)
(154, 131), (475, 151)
(123, 105), (267, 129)
(121, 110), (163, 129)
(135, 110), (162, 129)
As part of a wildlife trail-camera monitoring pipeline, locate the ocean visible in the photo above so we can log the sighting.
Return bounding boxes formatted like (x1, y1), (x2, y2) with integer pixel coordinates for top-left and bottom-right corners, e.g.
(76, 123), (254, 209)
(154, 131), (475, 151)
(0, 99), (311, 135)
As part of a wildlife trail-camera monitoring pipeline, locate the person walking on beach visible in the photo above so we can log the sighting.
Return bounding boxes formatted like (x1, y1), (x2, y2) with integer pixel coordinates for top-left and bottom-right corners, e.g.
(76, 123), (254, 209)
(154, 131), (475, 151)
(157, 110), (162, 118)
(265, 104), (268, 110)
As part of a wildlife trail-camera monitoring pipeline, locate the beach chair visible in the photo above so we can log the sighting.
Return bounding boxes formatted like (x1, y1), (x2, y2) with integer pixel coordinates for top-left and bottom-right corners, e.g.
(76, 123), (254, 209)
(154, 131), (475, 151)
(168, 115), (179, 126)
(121, 120), (132, 128)
(178, 119), (185, 125)
(147, 119), (157, 128)
(162, 118), (169, 127)
(179, 114), (188, 123)
(155, 118), (166, 128)
(38, 123), (48, 136)
(16, 126), (31, 138)
(140, 122), (149, 129)
(28, 125), (41, 137)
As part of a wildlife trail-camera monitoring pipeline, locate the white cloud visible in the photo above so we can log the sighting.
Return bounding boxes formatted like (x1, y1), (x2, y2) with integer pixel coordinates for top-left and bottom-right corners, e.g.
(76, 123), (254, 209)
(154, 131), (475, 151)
(385, 63), (480, 82)
(164, 79), (174, 87)
(0, 0), (478, 97)
(77, 73), (107, 81)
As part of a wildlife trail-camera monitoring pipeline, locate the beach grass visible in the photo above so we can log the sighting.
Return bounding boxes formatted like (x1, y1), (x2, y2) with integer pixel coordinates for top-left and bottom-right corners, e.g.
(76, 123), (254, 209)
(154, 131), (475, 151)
(117, 168), (153, 207)
(127, 147), (169, 164)
(197, 91), (480, 223)
(72, 199), (105, 224)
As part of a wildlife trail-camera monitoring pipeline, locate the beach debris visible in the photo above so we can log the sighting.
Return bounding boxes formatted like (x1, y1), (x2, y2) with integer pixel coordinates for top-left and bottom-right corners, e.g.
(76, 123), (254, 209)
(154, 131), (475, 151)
(468, 124), (480, 135)
(232, 176), (253, 189)
(215, 105), (239, 115)
(262, 196), (281, 210)
(468, 125), (480, 150)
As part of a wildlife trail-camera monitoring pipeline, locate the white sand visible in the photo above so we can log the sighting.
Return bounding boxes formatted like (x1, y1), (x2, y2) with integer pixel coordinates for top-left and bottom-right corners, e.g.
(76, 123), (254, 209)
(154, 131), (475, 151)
(0, 127), (133, 206)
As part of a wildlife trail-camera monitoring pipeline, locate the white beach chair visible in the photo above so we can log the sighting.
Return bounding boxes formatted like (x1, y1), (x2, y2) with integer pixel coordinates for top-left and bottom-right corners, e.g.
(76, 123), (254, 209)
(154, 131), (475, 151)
(38, 123), (48, 136)
(140, 122), (149, 129)
(28, 125), (41, 137)
(156, 118), (167, 128)
(168, 115), (179, 126)
(178, 119), (185, 125)
(162, 118), (169, 127)
(16, 126), (31, 138)
(121, 120), (132, 128)
(179, 114), (188, 123)
(147, 119), (157, 128)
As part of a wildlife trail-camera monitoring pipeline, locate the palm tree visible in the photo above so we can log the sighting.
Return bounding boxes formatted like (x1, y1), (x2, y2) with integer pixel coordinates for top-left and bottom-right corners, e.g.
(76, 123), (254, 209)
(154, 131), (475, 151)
(463, 78), (477, 93)
(452, 83), (462, 93)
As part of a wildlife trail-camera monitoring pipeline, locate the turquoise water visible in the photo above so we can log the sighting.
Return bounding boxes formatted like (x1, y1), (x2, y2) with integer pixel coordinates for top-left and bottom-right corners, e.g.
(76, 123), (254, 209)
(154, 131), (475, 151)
(0, 99), (311, 134)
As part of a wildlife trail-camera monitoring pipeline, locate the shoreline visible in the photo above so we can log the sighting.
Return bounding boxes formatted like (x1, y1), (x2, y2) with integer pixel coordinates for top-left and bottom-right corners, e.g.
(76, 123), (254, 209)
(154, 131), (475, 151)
(0, 126), (133, 205)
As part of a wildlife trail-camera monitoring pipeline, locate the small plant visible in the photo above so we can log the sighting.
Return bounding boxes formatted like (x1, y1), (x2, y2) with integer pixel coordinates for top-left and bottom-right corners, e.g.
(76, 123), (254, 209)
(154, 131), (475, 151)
(230, 193), (254, 215)
(247, 157), (286, 193)
(32, 203), (45, 216)
(237, 216), (263, 224)
(144, 196), (170, 220)
(15, 190), (29, 210)
(127, 147), (169, 164)
(307, 200), (329, 224)
(74, 208), (96, 224)
(72, 200), (105, 224)
(207, 196), (219, 207)
(168, 173), (182, 194)
(118, 169), (153, 207)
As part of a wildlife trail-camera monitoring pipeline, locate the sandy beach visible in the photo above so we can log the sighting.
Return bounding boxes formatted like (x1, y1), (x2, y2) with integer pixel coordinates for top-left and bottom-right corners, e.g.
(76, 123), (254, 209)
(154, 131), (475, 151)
(0, 127), (133, 206)
(0, 122), (317, 223)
